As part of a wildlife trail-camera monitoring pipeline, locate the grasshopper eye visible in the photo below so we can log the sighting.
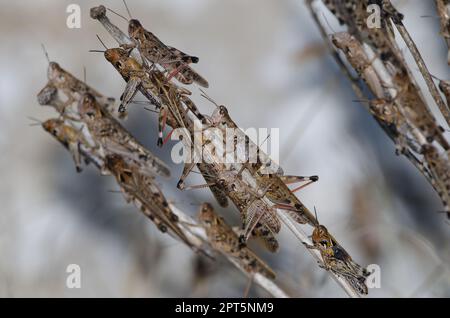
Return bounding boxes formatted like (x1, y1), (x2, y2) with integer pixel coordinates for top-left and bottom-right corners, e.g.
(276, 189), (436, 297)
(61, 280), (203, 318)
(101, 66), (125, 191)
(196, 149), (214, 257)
(219, 106), (227, 116)
(115, 61), (124, 69)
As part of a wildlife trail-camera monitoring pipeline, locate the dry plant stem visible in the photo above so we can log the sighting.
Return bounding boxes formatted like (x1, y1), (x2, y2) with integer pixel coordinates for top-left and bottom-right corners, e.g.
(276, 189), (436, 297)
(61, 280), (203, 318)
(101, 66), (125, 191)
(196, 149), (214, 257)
(392, 18), (450, 127)
(92, 5), (366, 297)
(277, 211), (360, 298)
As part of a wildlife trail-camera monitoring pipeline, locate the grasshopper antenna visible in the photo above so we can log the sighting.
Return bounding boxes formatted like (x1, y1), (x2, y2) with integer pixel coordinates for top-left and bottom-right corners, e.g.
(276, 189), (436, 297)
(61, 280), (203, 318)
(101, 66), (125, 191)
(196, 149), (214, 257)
(41, 43), (50, 64)
(123, 0), (133, 19)
(352, 99), (371, 104)
(83, 66), (87, 83)
(27, 116), (44, 127)
(143, 106), (159, 114)
(322, 13), (336, 37)
(420, 15), (439, 19)
(199, 88), (220, 109)
(96, 34), (109, 50)
(107, 7), (129, 22)
(314, 206), (320, 225)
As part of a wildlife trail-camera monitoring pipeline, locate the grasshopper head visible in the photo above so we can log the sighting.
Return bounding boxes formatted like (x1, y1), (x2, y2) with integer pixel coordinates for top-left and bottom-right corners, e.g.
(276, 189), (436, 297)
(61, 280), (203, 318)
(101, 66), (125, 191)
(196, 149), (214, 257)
(42, 118), (63, 136)
(199, 203), (215, 226)
(330, 32), (353, 52)
(210, 105), (229, 126)
(104, 48), (141, 76)
(128, 19), (142, 40)
(311, 225), (333, 249)
(104, 48), (128, 68)
(47, 62), (65, 83)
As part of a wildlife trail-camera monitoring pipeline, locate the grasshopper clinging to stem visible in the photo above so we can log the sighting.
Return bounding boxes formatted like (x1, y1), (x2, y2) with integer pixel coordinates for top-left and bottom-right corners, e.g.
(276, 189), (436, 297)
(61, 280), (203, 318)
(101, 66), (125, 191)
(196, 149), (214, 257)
(107, 1), (209, 88)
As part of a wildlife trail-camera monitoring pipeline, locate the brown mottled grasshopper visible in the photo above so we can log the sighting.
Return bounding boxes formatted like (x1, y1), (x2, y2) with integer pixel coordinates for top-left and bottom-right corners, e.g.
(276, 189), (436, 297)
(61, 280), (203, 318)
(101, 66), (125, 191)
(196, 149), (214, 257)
(200, 93), (283, 176)
(97, 47), (204, 146)
(104, 154), (196, 247)
(41, 118), (101, 172)
(321, 0), (402, 66)
(199, 202), (276, 280)
(391, 72), (449, 151)
(199, 93), (320, 226)
(303, 210), (369, 295)
(331, 32), (449, 151)
(78, 93), (171, 178)
(38, 49), (115, 115)
(178, 159), (281, 252)
(107, 1), (209, 88)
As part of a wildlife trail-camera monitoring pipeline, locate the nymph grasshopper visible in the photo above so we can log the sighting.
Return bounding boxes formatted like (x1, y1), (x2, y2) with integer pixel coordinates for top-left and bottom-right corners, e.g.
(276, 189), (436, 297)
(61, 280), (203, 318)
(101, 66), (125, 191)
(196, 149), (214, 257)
(199, 202), (276, 280)
(304, 210), (369, 295)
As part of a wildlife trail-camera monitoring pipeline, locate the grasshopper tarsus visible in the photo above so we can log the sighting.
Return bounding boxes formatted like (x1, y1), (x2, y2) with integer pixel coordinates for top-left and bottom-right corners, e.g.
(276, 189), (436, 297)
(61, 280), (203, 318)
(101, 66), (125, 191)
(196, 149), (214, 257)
(118, 104), (127, 113)
(238, 235), (247, 249)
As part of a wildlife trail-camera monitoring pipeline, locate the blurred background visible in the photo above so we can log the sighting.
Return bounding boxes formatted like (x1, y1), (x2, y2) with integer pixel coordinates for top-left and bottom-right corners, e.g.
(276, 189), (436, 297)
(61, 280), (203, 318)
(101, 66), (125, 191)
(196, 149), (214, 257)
(0, 0), (449, 297)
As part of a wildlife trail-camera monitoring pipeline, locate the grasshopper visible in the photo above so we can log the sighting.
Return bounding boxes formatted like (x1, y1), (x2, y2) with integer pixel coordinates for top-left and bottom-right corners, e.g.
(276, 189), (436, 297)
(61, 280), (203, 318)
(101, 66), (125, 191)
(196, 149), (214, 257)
(178, 158), (281, 252)
(38, 49), (115, 114)
(99, 47), (204, 146)
(78, 93), (171, 178)
(304, 210), (369, 295)
(391, 72), (449, 151)
(104, 154), (196, 247)
(108, 1), (209, 88)
(331, 32), (449, 151)
(41, 118), (97, 172)
(198, 93), (320, 226)
(175, 123), (281, 252)
(321, 0), (402, 66)
(199, 202), (276, 280)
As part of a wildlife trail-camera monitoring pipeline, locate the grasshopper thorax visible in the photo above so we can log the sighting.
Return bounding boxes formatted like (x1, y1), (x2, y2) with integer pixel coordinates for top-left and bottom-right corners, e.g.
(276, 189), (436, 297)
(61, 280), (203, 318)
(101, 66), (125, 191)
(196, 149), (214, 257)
(78, 94), (101, 119)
